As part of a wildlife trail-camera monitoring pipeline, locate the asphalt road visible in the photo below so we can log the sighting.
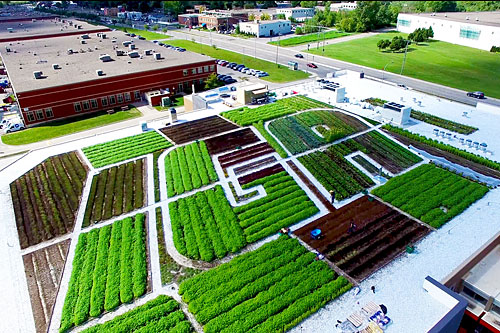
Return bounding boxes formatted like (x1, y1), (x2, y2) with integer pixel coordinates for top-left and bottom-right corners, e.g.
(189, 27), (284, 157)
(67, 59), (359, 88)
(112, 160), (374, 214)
(169, 29), (500, 108)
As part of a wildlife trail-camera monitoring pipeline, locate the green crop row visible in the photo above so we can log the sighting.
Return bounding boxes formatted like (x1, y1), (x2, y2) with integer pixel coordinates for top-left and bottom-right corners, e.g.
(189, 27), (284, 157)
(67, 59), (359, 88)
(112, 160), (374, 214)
(83, 131), (172, 168)
(299, 148), (374, 201)
(384, 124), (500, 172)
(82, 295), (192, 333)
(60, 214), (148, 332)
(165, 141), (218, 197)
(410, 109), (478, 134)
(169, 185), (246, 262)
(253, 120), (288, 158)
(179, 236), (351, 332)
(83, 159), (144, 227)
(372, 164), (489, 228)
(221, 96), (331, 126)
(269, 110), (356, 155)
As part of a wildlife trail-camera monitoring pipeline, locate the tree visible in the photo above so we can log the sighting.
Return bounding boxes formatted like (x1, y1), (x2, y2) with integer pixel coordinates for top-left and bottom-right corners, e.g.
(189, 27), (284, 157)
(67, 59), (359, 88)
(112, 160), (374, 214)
(152, 24), (159, 31)
(377, 39), (391, 50)
(249, 13), (256, 21)
(144, 24), (149, 30)
(295, 26), (303, 35)
(300, 1), (317, 7)
(426, 26), (434, 39)
(162, 1), (185, 15)
(260, 13), (271, 20)
(235, 24), (241, 34)
(276, 13), (286, 19)
(389, 35), (407, 52)
(204, 73), (220, 90)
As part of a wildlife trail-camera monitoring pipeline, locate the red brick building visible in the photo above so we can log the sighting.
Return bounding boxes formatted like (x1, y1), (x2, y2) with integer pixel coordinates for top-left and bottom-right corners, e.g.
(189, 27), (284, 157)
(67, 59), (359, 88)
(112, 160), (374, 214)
(1, 30), (216, 127)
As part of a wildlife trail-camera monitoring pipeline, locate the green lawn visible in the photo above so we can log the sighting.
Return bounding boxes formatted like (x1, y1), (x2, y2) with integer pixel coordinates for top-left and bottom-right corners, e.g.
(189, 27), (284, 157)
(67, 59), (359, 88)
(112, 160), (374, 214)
(168, 40), (310, 83)
(154, 96), (185, 110)
(307, 32), (500, 98)
(108, 26), (170, 40)
(268, 30), (350, 47)
(1, 109), (142, 146)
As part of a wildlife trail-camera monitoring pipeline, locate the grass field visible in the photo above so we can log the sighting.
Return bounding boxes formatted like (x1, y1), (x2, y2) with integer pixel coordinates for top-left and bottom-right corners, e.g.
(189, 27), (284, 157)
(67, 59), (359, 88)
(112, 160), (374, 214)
(154, 96), (185, 111)
(108, 26), (170, 40)
(268, 30), (350, 47)
(307, 31), (500, 98)
(167, 40), (310, 83)
(1, 109), (142, 146)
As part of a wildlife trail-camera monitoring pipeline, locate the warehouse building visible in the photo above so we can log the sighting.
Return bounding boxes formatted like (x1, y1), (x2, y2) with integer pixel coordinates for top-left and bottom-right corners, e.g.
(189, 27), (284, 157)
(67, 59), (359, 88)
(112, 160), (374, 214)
(276, 7), (315, 21)
(239, 19), (291, 37)
(0, 17), (110, 42)
(0, 30), (216, 127)
(396, 11), (500, 51)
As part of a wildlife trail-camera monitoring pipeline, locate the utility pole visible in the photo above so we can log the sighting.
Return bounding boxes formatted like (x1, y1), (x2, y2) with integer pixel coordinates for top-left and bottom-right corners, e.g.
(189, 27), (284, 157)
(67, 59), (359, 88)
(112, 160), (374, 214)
(275, 33), (280, 65)
(400, 39), (410, 75)
(254, 37), (256, 58)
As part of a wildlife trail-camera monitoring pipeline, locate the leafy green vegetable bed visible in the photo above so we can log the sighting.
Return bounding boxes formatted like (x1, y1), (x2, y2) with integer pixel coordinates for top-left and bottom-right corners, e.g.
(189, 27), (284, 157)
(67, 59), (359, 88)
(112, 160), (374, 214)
(372, 164), (489, 228)
(179, 236), (351, 333)
(60, 214), (148, 332)
(83, 131), (172, 168)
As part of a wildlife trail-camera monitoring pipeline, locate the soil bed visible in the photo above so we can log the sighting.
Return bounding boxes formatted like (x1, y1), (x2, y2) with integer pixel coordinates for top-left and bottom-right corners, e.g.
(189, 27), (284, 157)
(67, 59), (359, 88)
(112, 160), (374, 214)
(295, 196), (430, 281)
(159, 116), (239, 145)
(237, 163), (284, 186)
(218, 142), (274, 170)
(23, 239), (71, 333)
(205, 128), (260, 155)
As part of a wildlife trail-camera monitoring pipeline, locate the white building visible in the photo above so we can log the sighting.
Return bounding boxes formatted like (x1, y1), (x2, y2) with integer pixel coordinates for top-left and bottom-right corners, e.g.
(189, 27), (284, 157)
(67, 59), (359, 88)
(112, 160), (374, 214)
(396, 11), (500, 51)
(376, 101), (411, 125)
(329, 2), (357, 12)
(239, 20), (291, 37)
(276, 7), (315, 21)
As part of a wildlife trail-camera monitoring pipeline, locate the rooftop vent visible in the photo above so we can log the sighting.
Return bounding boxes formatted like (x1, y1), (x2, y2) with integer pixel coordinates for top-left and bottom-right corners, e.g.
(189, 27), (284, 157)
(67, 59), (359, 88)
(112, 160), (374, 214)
(129, 44), (136, 50)
(80, 40), (86, 44)
(154, 53), (162, 60)
(116, 49), (125, 56)
(67, 48), (74, 54)
(99, 54), (112, 62)
(466, 16), (469, 20)
(102, 34), (107, 39)
(96, 69), (104, 76)
(33, 71), (43, 79)
(476, 17), (479, 21)
(52, 64), (61, 69)
(81, 34), (89, 39)
(128, 51), (139, 58)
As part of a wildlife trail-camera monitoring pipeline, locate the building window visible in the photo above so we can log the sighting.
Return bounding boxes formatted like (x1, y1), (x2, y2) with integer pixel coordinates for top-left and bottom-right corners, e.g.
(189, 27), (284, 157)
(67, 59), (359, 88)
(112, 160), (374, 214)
(397, 19), (411, 27)
(197, 67), (202, 74)
(82, 100), (90, 110)
(191, 68), (196, 75)
(203, 66), (209, 72)
(45, 108), (54, 118)
(134, 90), (141, 100)
(36, 109), (44, 120)
(116, 94), (124, 103)
(210, 65), (215, 71)
(124, 92), (131, 102)
(178, 83), (183, 92)
(460, 26), (481, 40)
(74, 102), (82, 112)
(90, 99), (98, 109)
(27, 111), (35, 122)
(101, 97), (108, 107)
(109, 95), (116, 105)
(199, 79), (204, 85)
(183, 69), (188, 76)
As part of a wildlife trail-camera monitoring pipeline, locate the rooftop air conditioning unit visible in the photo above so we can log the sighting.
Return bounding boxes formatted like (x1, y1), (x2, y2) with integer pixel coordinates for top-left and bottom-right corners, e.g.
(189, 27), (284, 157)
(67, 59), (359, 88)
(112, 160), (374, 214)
(80, 40), (86, 44)
(128, 51), (139, 58)
(96, 69), (104, 76)
(129, 44), (136, 50)
(101, 34), (107, 39)
(99, 54), (112, 62)
(5, 47), (11, 52)
(33, 71), (43, 79)
(123, 41), (132, 46)
(154, 53), (162, 60)
(78, 25), (82, 29)
(116, 49), (125, 56)
(144, 49), (152, 55)
(52, 64), (61, 69)
(81, 34), (89, 39)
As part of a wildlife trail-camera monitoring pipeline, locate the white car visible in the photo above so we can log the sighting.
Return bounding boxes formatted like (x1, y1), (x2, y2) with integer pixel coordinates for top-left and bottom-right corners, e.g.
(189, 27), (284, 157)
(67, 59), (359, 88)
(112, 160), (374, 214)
(3, 122), (25, 133)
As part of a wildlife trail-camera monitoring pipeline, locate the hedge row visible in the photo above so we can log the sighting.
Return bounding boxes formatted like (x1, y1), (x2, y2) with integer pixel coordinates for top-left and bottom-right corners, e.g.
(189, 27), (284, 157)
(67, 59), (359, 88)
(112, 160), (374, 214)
(82, 295), (192, 333)
(179, 236), (351, 332)
(60, 214), (148, 332)
(165, 141), (218, 197)
(372, 164), (489, 228)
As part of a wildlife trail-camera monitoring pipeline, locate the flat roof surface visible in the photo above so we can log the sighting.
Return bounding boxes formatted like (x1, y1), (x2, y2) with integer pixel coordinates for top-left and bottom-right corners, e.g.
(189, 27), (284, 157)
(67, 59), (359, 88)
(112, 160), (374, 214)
(243, 19), (290, 25)
(1, 30), (213, 93)
(465, 244), (500, 299)
(403, 11), (500, 28)
(0, 18), (107, 40)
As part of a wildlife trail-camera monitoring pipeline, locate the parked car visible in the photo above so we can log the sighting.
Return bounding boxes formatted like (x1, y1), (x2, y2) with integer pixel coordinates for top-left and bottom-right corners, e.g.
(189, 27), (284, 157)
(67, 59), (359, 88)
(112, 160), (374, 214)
(3, 122), (25, 133)
(221, 93), (230, 98)
(307, 63), (318, 68)
(295, 54), (304, 58)
(235, 64), (245, 71)
(138, 36), (146, 40)
(152, 40), (158, 44)
(467, 91), (485, 99)
(225, 78), (237, 84)
(220, 61), (229, 66)
(218, 75), (229, 81)
(158, 42), (164, 46)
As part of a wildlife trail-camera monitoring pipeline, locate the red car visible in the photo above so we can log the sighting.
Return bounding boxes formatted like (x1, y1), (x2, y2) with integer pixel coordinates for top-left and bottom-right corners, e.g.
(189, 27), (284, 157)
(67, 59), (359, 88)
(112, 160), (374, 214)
(307, 63), (318, 68)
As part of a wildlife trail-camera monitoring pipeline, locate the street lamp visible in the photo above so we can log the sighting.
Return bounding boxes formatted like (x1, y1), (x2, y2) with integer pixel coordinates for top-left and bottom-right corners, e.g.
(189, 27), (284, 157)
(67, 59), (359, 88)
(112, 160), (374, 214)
(275, 33), (281, 65)
(383, 60), (393, 80)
